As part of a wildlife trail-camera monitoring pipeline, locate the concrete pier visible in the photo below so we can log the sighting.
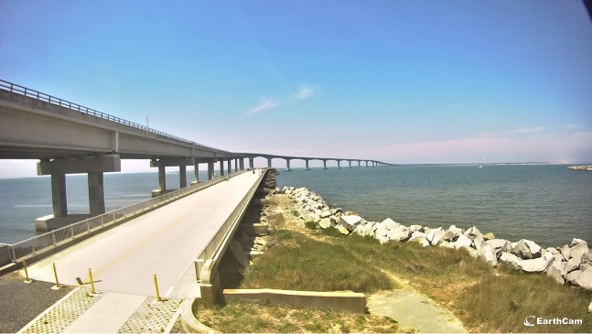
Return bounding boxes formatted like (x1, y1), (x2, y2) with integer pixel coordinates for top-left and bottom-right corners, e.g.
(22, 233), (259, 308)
(35, 154), (121, 231)
(286, 159), (292, 171)
(220, 160), (225, 176)
(191, 161), (200, 185)
(305, 160), (310, 170)
(150, 158), (194, 197)
(249, 157), (254, 169)
(267, 158), (272, 168)
(337, 161), (341, 169)
(323, 160), (327, 169)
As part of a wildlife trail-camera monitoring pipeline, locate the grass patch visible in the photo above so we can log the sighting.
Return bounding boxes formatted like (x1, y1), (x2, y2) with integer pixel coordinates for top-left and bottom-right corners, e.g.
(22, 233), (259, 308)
(240, 231), (394, 293)
(456, 265), (592, 333)
(319, 226), (344, 237)
(196, 298), (404, 333)
(269, 229), (293, 240)
(291, 209), (299, 216)
(305, 221), (317, 230)
(267, 213), (285, 227)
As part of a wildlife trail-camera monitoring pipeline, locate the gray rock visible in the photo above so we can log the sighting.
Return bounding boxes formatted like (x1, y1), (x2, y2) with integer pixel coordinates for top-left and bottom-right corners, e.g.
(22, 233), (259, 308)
(387, 225), (411, 242)
(512, 239), (542, 259)
(500, 252), (521, 269)
(339, 215), (364, 232)
(454, 234), (473, 250)
(448, 225), (463, 238)
(479, 244), (498, 267)
(336, 225), (351, 235)
(574, 267), (592, 290)
(409, 236), (430, 247)
(465, 226), (482, 239)
(486, 239), (511, 257)
(560, 245), (571, 260)
(373, 218), (400, 239)
(570, 241), (589, 263)
(473, 236), (486, 252)
(410, 225), (423, 233)
(546, 261), (566, 284)
(546, 247), (559, 256)
(516, 257), (552, 273)
(567, 257), (580, 273)
(442, 230), (456, 242)
(567, 270), (583, 285)
(319, 218), (331, 229)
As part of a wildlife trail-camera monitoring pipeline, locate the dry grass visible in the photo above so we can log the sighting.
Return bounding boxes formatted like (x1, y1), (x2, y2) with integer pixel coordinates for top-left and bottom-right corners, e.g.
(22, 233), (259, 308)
(197, 298), (407, 333)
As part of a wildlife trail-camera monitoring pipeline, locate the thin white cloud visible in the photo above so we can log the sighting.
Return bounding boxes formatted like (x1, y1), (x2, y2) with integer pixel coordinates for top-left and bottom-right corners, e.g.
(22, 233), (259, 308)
(514, 126), (546, 134)
(246, 100), (280, 116)
(294, 85), (316, 100)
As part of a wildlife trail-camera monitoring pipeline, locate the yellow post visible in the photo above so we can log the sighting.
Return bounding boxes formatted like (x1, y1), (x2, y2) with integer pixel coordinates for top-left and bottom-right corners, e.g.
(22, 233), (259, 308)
(154, 274), (161, 302)
(88, 268), (96, 294)
(22, 259), (31, 283)
(52, 263), (59, 288)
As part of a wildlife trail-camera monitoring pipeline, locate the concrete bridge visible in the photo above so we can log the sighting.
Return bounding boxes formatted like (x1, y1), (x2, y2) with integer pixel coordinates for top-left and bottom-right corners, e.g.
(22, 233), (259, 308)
(0, 79), (389, 231)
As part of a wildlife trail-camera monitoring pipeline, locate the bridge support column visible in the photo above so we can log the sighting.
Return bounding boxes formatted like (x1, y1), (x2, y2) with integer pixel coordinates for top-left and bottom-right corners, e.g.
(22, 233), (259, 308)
(323, 160), (327, 169)
(35, 154), (121, 231)
(234, 158), (238, 172)
(249, 158), (254, 169)
(366, 161), (369, 167)
(191, 162), (200, 185)
(227, 158), (232, 174)
(286, 159), (292, 171)
(180, 165), (187, 188)
(208, 161), (215, 180)
(358, 161), (361, 168)
(349, 161), (352, 168)
(267, 158), (272, 168)
(337, 161), (341, 169)
(239, 158), (244, 170)
(88, 172), (105, 216)
(220, 160), (225, 176)
(150, 158), (194, 197)
(305, 160), (310, 170)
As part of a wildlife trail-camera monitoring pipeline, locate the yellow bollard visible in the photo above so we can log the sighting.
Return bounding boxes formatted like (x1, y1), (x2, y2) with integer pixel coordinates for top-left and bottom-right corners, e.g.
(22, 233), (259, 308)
(88, 268), (96, 295)
(52, 263), (60, 289)
(154, 274), (161, 302)
(22, 259), (31, 283)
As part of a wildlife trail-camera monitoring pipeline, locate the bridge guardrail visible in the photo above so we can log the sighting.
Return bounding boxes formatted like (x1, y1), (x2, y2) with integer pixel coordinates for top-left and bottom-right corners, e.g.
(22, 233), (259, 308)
(195, 169), (268, 283)
(7, 170), (248, 262)
(0, 79), (218, 150)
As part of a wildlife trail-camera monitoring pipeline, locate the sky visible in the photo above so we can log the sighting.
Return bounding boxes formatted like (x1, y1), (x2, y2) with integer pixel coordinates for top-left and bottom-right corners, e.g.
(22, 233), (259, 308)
(1, 0), (592, 178)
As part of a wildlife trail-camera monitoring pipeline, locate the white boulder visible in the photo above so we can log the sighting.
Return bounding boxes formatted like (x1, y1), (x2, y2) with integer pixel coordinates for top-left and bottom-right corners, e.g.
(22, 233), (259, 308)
(574, 267), (592, 290)
(387, 226), (411, 242)
(570, 240), (589, 263)
(486, 239), (511, 257)
(479, 244), (498, 267)
(500, 252), (521, 269)
(546, 261), (567, 284)
(338, 215), (364, 232)
(410, 225), (423, 233)
(560, 244), (571, 260)
(454, 234), (473, 250)
(512, 239), (542, 259)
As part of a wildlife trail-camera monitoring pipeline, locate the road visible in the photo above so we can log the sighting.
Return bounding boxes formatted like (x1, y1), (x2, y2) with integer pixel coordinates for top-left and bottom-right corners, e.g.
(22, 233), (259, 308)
(27, 171), (262, 298)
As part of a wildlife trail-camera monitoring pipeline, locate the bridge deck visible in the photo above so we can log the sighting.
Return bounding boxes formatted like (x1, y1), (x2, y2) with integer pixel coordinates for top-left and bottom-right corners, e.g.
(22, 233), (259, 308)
(27, 171), (262, 299)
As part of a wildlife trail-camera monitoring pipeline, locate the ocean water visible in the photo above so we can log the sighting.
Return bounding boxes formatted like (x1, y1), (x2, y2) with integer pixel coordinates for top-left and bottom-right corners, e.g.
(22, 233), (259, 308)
(0, 165), (591, 248)
(274, 165), (592, 248)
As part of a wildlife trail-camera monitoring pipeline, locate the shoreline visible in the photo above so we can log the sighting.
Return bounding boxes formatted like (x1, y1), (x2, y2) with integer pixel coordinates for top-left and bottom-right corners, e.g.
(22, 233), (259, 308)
(276, 186), (592, 291)
(569, 165), (592, 171)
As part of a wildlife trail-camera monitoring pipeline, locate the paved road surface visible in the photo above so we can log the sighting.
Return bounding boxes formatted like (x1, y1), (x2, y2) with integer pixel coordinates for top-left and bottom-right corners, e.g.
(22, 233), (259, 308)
(27, 171), (262, 298)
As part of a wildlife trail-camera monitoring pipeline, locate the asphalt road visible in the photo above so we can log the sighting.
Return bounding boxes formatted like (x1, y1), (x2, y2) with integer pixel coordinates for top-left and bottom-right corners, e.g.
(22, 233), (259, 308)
(27, 171), (261, 298)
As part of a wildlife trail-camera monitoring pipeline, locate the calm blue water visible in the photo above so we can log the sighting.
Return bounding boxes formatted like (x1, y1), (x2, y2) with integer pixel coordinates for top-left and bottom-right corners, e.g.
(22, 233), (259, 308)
(0, 165), (591, 248)
(275, 165), (592, 248)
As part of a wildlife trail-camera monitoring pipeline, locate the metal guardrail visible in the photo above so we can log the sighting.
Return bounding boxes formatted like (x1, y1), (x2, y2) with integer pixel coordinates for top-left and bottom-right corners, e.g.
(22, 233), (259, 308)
(0, 79), (218, 150)
(7, 170), (248, 262)
(195, 168), (268, 281)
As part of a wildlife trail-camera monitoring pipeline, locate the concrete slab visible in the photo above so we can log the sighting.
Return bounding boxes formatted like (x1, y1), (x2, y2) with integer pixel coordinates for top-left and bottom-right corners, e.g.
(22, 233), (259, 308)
(368, 289), (466, 333)
(62, 292), (146, 333)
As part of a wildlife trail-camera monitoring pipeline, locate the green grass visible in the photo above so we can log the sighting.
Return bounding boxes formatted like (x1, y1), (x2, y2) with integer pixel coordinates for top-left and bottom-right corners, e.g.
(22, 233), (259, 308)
(196, 299), (403, 333)
(240, 231), (394, 293)
(304, 221), (317, 229)
(319, 226), (344, 237)
(456, 265), (592, 333)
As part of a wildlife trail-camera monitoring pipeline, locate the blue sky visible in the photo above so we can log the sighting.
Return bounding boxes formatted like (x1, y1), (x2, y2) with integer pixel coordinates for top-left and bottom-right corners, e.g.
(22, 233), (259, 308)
(1, 0), (592, 177)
